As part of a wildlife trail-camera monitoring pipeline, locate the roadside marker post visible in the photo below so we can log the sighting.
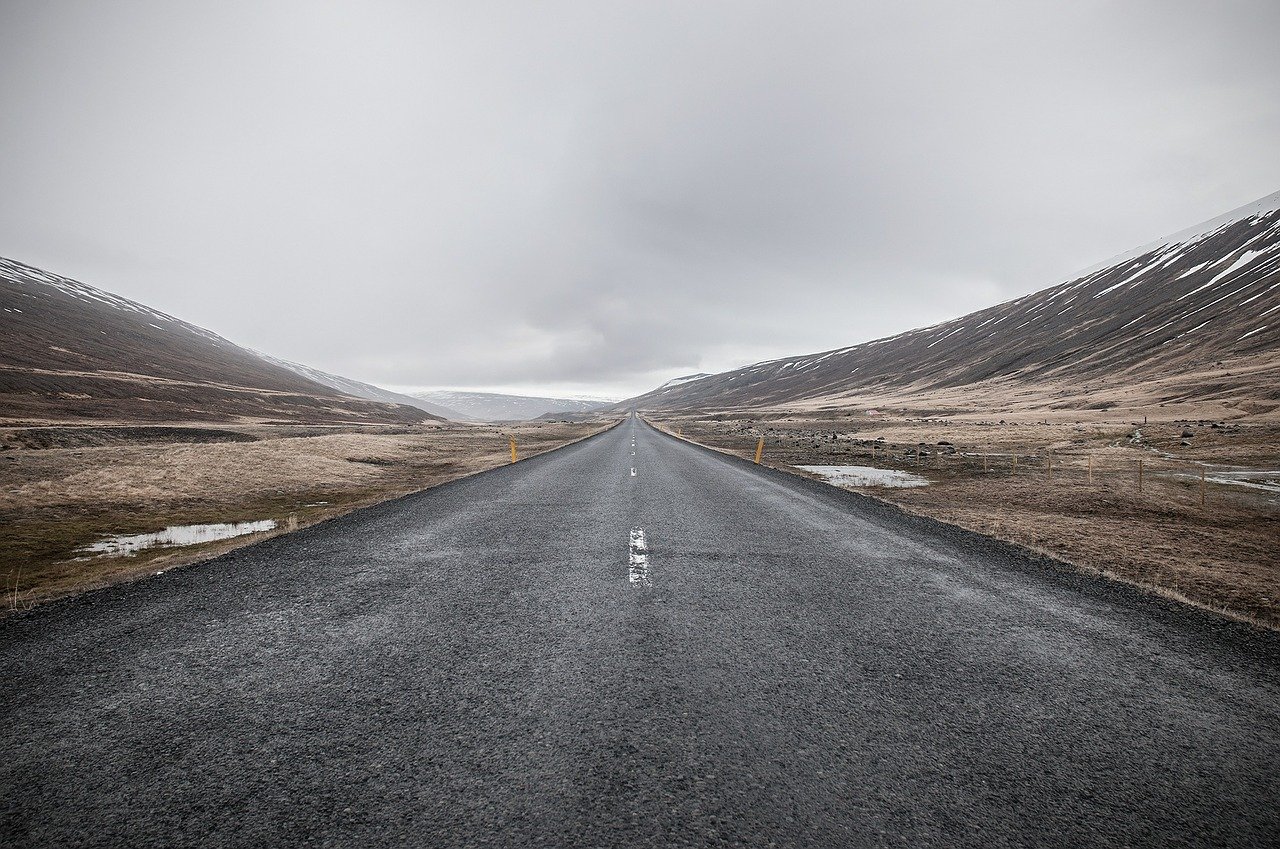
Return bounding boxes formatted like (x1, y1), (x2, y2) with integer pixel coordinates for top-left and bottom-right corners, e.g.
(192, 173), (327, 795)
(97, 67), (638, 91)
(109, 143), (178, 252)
(509, 438), (517, 463)
(754, 438), (765, 464)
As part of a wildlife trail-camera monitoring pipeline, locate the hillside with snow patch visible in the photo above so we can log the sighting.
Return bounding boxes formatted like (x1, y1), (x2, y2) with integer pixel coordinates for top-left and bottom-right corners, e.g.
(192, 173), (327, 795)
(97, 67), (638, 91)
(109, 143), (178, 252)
(0, 257), (437, 424)
(622, 190), (1280, 415)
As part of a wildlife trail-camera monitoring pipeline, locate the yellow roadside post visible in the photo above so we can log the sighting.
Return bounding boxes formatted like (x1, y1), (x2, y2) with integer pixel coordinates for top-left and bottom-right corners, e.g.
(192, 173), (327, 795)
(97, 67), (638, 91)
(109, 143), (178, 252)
(754, 438), (765, 464)
(509, 437), (517, 463)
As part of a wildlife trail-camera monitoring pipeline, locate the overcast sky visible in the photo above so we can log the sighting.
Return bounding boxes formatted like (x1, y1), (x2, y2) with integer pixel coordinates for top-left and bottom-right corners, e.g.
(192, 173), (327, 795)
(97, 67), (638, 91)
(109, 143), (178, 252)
(2, 1), (1278, 398)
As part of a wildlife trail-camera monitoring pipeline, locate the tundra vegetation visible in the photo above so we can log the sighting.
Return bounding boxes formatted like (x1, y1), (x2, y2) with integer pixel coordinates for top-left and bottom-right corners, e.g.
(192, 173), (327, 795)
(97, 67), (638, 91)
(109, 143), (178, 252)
(652, 409), (1279, 628)
(1, 419), (613, 609)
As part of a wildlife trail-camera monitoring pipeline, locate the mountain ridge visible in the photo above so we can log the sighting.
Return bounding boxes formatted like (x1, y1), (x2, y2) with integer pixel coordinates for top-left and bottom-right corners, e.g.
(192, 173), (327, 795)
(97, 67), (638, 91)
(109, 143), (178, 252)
(0, 256), (437, 425)
(411, 390), (612, 422)
(622, 190), (1280, 417)
(254, 354), (467, 421)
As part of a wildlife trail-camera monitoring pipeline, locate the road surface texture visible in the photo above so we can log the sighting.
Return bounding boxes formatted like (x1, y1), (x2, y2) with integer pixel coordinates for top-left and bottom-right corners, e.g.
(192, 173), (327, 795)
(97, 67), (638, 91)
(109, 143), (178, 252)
(3, 416), (1278, 847)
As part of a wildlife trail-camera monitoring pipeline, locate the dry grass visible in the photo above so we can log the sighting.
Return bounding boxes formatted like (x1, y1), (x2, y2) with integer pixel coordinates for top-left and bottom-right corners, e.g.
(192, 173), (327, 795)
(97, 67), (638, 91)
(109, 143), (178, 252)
(0, 419), (616, 609)
(654, 411), (1280, 628)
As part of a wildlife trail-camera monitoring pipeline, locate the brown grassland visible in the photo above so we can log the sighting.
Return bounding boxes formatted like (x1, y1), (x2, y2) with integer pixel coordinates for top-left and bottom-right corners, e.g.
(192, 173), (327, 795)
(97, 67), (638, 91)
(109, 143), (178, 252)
(1, 419), (615, 610)
(650, 410), (1279, 628)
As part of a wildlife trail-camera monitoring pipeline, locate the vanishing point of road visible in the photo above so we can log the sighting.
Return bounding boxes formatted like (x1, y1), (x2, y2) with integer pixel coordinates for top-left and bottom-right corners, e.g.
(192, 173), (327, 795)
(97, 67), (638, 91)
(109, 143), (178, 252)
(3, 415), (1277, 847)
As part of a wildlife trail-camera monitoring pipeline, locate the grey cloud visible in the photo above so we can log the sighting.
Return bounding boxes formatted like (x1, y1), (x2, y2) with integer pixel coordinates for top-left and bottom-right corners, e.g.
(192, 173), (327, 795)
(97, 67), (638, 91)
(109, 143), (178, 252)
(2, 0), (1278, 397)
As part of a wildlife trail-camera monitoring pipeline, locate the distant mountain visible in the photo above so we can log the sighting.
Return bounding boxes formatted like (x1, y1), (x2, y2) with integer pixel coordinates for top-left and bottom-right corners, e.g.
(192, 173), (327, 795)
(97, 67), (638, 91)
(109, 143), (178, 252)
(412, 390), (612, 422)
(255, 354), (467, 421)
(621, 190), (1280, 416)
(0, 257), (437, 425)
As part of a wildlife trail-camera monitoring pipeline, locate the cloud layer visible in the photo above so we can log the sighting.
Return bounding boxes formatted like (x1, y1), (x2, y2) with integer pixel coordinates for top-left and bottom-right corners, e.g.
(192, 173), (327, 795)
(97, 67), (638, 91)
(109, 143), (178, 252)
(3, 1), (1278, 396)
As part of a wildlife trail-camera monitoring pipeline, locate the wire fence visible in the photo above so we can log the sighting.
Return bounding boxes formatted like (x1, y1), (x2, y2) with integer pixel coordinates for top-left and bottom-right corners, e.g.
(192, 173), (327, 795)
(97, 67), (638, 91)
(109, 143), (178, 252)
(656, 421), (1272, 510)
(746, 437), (1236, 507)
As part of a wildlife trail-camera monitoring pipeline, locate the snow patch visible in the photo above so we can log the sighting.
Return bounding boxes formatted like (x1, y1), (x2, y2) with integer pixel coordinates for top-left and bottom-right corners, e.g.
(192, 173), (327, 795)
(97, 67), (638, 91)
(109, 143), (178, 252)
(798, 465), (930, 488)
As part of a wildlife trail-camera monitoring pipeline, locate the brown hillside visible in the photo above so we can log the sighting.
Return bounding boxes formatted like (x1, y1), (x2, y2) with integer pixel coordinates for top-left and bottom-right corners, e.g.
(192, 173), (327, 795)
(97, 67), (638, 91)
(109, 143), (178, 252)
(0, 257), (435, 425)
(624, 192), (1280, 418)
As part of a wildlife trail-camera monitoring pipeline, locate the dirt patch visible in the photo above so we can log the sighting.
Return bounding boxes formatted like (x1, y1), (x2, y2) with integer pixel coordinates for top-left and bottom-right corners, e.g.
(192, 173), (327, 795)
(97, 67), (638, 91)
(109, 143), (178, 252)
(654, 411), (1279, 628)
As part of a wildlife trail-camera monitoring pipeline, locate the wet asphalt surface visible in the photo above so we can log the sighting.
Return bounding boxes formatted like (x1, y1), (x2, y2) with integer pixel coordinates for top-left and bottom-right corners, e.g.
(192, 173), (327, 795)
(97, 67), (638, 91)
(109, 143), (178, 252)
(2, 416), (1278, 848)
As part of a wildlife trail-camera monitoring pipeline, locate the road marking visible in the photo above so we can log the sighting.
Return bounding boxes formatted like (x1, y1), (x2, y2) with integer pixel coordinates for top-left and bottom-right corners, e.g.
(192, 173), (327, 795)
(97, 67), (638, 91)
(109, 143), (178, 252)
(629, 528), (651, 586)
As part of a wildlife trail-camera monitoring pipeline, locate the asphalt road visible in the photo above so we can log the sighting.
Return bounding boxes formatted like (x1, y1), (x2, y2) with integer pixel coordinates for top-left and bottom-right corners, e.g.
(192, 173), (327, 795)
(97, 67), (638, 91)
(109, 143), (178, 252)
(3, 415), (1278, 848)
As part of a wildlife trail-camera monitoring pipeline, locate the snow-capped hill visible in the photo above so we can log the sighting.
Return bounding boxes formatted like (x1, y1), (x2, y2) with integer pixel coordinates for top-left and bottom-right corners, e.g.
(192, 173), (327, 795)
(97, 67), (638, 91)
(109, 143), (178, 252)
(0, 256), (434, 424)
(1078, 189), (1280, 278)
(1, 256), (237, 351)
(621, 190), (1280, 414)
(656, 374), (712, 391)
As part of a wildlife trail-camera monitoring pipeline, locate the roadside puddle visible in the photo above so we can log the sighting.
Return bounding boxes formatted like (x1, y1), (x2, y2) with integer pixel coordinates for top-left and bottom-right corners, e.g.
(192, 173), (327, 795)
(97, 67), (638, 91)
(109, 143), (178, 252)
(798, 465), (930, 488)
(78, 520), (278, 558)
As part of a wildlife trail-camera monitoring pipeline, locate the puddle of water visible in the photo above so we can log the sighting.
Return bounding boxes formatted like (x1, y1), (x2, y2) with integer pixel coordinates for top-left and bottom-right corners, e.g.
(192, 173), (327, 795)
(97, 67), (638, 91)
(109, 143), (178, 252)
(79, 520), (278, 557)
(798, 465), (930, 488)
(1166, 469), (1280, 495)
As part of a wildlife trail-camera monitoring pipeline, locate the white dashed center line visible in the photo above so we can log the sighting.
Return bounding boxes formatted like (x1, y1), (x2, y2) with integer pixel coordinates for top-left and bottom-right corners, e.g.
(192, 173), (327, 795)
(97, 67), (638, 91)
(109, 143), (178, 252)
(629, 528), (651, 586)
